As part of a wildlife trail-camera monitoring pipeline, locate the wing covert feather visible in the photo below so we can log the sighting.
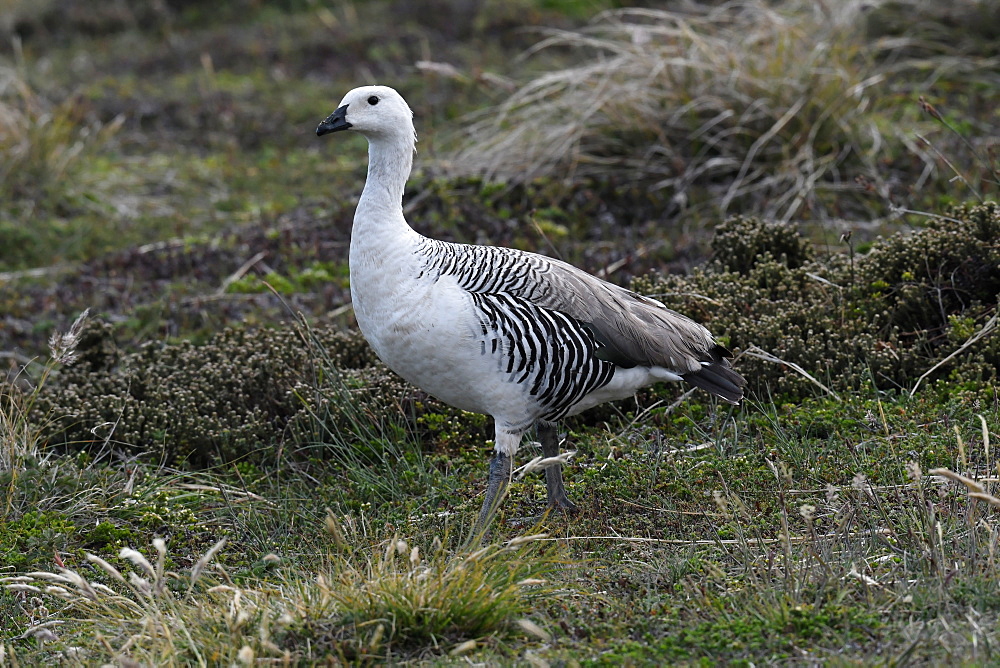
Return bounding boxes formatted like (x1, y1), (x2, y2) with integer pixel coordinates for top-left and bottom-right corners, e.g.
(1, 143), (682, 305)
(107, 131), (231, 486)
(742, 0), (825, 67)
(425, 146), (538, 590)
(519, 254), (720, 373)
(416, 238), (728, 374)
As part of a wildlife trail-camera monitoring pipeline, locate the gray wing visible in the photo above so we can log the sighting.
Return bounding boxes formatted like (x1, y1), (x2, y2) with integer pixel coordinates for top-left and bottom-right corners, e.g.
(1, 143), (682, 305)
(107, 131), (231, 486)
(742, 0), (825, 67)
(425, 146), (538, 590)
(531, 255), (745, 403)
(415, 238), (745, 403)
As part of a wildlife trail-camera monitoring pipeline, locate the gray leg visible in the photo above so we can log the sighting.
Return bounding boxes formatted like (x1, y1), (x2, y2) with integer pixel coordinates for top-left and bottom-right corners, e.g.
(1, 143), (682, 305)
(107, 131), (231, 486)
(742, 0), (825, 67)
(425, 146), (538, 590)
(538, 420), (578, 513)
(474, 451), (512, 537)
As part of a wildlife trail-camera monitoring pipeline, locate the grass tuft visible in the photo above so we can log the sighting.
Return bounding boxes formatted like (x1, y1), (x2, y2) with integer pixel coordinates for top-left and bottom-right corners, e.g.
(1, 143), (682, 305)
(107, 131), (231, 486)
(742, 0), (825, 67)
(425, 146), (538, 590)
(2, 525), (566, 663)
(2, 310), (90, 515)
(0, 64), (123, 269)
(447, 0), (996, 221)
(303, 524), (562, 656)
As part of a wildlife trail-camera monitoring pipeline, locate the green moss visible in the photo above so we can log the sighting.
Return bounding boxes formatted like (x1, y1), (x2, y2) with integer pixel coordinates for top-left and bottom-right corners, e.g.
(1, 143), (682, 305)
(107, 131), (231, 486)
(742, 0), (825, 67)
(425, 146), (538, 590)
(226, 262), (351, 294)
(82, 521), (137, 550)
(0, 511), (77, 569)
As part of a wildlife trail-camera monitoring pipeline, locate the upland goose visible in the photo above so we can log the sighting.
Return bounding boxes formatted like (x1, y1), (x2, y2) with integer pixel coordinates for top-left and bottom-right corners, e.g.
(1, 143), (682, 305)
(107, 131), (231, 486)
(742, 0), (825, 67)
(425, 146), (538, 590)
(316, 85), (745, 532)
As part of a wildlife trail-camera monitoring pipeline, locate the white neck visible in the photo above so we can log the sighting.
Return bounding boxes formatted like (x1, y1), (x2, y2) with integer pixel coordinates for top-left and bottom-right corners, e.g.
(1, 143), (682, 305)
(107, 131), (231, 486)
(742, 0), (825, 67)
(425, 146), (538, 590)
(349, 129), (421, 309)
(356, 132), (415, 227)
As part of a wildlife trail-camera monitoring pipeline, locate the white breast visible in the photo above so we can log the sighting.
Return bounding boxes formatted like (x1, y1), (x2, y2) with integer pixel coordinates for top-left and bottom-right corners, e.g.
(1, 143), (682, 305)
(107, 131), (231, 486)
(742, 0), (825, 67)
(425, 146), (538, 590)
(353, 266), (532, 417)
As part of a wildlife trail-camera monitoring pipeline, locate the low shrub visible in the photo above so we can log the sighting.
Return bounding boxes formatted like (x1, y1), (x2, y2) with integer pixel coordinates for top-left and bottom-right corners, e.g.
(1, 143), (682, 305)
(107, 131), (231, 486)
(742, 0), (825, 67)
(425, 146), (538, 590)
(30, 325), (378, 465)
(29, 321), (486, 467)
(634, 201), (1000, 399)
(26, 202), (1000, 463)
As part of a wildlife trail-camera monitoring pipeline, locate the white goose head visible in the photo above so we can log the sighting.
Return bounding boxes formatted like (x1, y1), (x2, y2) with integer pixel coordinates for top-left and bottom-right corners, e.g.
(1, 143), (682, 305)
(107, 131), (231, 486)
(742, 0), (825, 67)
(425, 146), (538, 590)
(316, 85), (416, 144)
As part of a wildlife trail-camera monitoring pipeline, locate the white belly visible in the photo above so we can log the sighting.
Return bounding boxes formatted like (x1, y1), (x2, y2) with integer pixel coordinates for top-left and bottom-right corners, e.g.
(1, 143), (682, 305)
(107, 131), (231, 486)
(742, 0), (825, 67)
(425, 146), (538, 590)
(352, 268), (525, 417)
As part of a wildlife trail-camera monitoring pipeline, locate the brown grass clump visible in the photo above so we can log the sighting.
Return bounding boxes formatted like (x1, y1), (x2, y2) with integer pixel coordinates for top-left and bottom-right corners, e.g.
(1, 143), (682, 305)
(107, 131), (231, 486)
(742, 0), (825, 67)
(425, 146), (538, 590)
(446, 0), (995, 221)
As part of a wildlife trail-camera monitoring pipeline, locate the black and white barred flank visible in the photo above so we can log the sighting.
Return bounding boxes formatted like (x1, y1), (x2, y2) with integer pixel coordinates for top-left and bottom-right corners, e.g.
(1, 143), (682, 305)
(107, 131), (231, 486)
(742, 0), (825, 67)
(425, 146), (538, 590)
(415, 239), (616, 417)
(415, 238), (555, 300)
(469, 291), (617, 421)
(414, 237), (744, 405)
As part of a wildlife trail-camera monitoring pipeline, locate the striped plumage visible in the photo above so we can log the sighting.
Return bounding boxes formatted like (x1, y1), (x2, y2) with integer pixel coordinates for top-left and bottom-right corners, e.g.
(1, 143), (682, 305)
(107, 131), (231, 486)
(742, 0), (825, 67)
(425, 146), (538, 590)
(418, 239), (618, 425)
(317, 85), (745, 532)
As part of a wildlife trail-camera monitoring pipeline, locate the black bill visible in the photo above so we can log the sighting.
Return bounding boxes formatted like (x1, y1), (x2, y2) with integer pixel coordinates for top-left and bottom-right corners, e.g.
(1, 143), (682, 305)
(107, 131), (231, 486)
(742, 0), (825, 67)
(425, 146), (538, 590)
(316, 104), (351, 136)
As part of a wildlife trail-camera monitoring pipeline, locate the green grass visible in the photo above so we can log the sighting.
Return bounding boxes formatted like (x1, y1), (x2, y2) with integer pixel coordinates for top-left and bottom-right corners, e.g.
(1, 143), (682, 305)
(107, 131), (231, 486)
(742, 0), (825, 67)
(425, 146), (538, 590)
(0, 388), (1000, 664)
(3, 348), (1000, 662)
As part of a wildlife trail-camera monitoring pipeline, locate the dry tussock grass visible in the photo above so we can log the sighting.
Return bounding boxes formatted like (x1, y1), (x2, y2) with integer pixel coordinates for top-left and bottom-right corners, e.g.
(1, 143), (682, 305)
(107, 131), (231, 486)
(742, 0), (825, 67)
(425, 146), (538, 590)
(447, 0), (984, 221)
(0, 63), (122, 215)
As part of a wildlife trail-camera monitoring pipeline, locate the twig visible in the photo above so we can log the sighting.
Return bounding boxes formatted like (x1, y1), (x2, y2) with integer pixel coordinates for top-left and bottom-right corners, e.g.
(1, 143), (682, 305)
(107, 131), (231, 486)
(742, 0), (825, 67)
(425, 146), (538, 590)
(888, 203), (964, 225)
(645, 291), (724, 307)
(216, 251), (267, 296)
(515, 451), (577, 479)
(915, 132), (983, 202)
(537, 530), (890, 546)
(614, 498), (722, 516)
(175, 483), (273, 505)
(0, 264), (75, 283)
(325, 302), (355, 319)
(136, 238), (189, 254)
(742, 344), (841, 401)
(0, 351), (35, 366)
(178, 293), (278, 306)
(909, 311), (998, 397)
(596, 243), (656, 279)
(805, 273), (843, 289)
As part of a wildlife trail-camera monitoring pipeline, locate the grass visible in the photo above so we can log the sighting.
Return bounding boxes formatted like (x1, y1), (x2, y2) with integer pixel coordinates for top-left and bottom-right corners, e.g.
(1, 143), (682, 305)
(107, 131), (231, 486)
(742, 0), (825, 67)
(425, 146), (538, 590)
(0, 64), (124, 269)
(2, 0), (1000, 663)
(2, 528), (561, 664)
(3, 360), (1000, 661)
(311, 523), (560, 652)
(446, 0), (999, 223)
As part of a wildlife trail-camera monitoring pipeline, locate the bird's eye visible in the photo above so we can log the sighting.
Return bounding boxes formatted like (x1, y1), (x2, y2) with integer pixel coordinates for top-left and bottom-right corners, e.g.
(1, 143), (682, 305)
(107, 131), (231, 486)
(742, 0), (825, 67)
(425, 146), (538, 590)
(367, 95), (379, 105)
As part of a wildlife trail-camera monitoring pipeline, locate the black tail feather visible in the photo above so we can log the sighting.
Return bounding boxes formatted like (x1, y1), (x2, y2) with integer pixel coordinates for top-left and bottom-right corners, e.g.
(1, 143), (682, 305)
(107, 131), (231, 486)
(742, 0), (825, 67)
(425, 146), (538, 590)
(683, 359), (745, 404)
